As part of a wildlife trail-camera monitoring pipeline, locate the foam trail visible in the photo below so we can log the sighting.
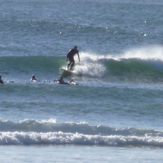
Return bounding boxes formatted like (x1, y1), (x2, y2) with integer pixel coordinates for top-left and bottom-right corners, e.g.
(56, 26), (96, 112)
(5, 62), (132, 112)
(74, 52), (106, 77)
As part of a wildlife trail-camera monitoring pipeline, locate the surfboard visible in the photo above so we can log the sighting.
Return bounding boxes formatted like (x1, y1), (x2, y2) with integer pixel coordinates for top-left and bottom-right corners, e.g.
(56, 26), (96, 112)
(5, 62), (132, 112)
(60, 68), (74, 73)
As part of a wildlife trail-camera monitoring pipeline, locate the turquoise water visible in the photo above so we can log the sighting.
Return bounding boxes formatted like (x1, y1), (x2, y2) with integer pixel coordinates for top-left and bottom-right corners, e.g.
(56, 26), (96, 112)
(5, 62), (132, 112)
(1, 0), (163, 162)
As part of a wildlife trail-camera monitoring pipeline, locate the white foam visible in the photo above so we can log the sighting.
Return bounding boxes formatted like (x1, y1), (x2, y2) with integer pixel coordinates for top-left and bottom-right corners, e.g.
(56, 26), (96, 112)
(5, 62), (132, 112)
(74, 52), (106, 77)
(113, 45), (163, 61)
(0, 131), (163, 147)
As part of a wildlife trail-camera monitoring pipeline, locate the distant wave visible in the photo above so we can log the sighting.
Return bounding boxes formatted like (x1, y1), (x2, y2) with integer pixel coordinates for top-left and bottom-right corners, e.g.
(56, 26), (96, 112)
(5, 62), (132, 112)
(0, 119), (163, 147)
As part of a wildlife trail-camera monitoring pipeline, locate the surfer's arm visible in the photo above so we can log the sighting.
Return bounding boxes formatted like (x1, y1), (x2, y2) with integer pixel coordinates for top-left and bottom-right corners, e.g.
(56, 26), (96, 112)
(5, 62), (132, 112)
(77, 53), (80, 62)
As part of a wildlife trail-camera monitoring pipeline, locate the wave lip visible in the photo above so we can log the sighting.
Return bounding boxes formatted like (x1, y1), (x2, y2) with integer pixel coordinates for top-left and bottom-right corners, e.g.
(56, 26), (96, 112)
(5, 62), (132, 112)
(0, 119), (160, 136)
(0, 119), (163, 147)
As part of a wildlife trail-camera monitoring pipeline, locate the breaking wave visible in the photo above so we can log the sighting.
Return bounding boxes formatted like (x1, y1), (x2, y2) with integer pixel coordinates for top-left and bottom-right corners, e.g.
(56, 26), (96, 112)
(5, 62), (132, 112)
(1, 45), (163, 83)
(0, 119), (163, 147)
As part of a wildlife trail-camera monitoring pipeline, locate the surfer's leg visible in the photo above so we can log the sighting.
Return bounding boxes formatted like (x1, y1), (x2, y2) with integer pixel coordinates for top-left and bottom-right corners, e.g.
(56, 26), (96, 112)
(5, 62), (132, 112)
(67, 57), (72, 69)
(68, 57), (74, 70)
(67, 62), (71, 69)
(70, 61), (75, 70)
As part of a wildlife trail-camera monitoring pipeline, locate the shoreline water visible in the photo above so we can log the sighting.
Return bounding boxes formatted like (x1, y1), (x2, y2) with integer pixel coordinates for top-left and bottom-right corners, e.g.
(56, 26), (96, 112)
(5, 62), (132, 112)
(0, 145), (163, 163)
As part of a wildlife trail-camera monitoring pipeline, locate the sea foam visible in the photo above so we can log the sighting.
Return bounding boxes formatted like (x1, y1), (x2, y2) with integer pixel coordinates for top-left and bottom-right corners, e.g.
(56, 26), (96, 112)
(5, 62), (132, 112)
(0, 131), (163, 147)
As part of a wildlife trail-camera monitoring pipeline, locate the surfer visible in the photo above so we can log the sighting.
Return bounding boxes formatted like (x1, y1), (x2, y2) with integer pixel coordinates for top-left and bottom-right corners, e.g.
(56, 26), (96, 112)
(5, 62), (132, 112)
(30, 75), (37, 82)
(54, 77), (78, 85)
(0, 75), (4, 84)
(67, 46), (80, 70)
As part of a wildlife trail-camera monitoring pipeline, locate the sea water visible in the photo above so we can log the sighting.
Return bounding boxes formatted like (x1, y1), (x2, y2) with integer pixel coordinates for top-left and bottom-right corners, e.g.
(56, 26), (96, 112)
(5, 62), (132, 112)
(1, 0), (163, 162)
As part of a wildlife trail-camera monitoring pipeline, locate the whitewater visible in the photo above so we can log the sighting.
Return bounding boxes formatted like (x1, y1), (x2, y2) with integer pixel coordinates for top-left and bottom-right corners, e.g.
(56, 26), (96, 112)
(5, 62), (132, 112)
(1, 0), (163, 162)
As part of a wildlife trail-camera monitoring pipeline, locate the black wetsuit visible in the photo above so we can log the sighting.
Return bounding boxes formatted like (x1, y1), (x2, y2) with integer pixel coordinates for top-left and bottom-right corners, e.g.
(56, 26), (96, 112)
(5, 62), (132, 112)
(67, 48), (79, 70)
(0, 79), (4, 84)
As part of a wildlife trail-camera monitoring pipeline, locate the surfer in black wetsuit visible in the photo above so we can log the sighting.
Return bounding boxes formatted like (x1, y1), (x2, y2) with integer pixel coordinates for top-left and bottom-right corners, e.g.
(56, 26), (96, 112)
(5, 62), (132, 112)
(54, 76), (78, 85)
(54, 76), (69, 84)
(0, 75), (4, 84)
(30, 75), (37, 82)
(67, 46), (80, 70)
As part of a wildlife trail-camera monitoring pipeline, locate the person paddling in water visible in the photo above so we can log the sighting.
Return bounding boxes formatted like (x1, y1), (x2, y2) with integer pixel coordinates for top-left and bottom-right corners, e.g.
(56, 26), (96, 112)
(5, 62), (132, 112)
(54, 76), (69, 84)
(54, 76), (78, 85)
(30, 74), (37, 82)
(67, 46), (80, 70)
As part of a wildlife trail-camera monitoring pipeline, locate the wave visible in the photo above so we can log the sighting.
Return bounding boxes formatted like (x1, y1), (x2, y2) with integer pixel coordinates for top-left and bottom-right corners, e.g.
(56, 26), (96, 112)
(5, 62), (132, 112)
(1, 46), (163, 83)
(0, 56), (64, 79)
(0, 119), (163, 147)
(1, 131), (163, 147)
(74, 46), (163, 82)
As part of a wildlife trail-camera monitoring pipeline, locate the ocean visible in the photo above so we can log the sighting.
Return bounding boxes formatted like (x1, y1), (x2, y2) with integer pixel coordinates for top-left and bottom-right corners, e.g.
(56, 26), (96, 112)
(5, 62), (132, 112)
(1, 0), (163, 162)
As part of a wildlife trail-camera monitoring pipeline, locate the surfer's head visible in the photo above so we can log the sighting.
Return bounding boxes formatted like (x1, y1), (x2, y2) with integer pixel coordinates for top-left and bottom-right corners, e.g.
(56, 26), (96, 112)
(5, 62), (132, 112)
(74, 45), (77, 49)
